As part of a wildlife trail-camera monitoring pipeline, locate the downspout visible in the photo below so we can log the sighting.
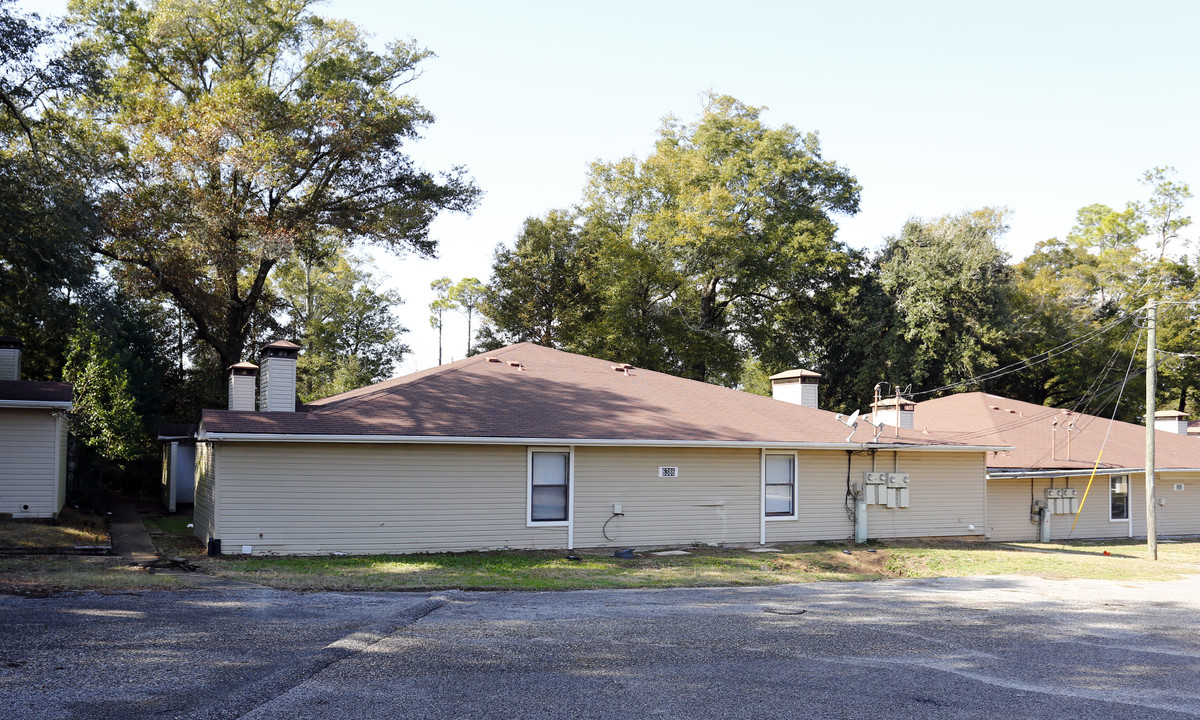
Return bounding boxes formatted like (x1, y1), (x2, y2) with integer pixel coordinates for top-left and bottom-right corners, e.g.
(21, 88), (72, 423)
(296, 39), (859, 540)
(759, 449), (766, 545)
(53, 411), (65, 516)
(852, 451), (867, 543)
(567, 445), (576, 550)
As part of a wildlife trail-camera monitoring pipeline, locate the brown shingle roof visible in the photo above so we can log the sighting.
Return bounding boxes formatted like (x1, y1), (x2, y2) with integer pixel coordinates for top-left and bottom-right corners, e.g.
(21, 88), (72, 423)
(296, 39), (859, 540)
(914, 392), (1200, 471)
(202, 343), (989, 447)
(0, 380), (72, 404)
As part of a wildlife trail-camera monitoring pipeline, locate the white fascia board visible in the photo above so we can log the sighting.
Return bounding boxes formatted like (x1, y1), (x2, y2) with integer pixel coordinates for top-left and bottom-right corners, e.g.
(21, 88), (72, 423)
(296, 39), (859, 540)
(0, 400), (73, 410)
(201, 431), (1006, 452)
(990, 467), (1200, 478)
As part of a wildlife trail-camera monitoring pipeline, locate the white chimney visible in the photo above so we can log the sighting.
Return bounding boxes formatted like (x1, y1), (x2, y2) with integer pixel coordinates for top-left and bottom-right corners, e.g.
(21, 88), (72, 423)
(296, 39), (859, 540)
(873, 396), (915, 429)
(1154, 410), (1190, 435)
(227, 362), (259, 412)
(769, 369), (821, 408)
(0, 336), (22, 380)
(259, 340), (301, 412)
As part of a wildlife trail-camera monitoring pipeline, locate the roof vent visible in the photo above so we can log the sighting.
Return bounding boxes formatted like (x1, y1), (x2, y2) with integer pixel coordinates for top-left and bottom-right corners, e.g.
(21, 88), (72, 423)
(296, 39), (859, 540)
(508, 361), (526, 371)
(611, 364), (634, 374)
(486, 357), (501, 363)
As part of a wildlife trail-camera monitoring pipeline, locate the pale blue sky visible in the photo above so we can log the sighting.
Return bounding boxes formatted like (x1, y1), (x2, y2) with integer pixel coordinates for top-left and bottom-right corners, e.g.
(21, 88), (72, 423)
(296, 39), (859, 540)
(23, 0), (1200, 370)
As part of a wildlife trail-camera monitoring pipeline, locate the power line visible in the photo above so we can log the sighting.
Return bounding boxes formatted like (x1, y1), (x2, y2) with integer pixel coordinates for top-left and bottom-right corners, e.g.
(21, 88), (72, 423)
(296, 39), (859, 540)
(908, 309), (1138, 398)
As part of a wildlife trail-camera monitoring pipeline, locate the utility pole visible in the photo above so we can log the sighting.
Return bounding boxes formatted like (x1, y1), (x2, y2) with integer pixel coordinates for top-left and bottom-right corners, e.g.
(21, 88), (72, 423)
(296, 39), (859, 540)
(1146, 299), (1158, 561)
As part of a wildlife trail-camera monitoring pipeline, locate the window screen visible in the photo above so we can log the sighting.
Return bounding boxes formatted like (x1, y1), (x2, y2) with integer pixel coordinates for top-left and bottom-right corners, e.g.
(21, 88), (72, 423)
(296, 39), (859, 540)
(765, 454), (795, 516)
(531, 452), (569, 522)
(1110, 475), (1129, 521)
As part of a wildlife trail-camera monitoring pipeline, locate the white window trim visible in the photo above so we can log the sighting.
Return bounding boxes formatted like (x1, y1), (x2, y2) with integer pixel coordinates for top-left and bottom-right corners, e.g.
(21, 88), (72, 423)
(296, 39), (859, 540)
(1109, 474), (1130, 523)
(763, 450), (799, 522)
(527, 446), (573, 529)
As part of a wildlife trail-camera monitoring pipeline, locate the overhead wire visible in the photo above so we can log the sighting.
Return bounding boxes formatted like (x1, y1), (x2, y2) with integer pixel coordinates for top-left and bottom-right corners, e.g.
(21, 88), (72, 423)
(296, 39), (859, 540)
(907, 309), (1139, 398)
(1066, 330), (1144, 541)
(921, 329), (1147, 446)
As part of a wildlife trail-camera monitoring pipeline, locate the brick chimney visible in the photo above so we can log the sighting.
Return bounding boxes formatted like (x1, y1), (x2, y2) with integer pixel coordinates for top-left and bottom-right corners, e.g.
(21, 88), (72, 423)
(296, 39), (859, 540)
(227, 362), (259, 412)
(259, 340), (301, 412)
(0, 336), (22, 380)
(769, 369), (821, 409)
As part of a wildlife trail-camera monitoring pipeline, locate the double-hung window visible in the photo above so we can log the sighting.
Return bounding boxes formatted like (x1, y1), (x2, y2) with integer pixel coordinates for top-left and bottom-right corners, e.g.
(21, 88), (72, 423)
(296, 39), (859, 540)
(529, 450), (570, 524)
(1110, 475), (1129, 521)
(764, 453), (797, 519)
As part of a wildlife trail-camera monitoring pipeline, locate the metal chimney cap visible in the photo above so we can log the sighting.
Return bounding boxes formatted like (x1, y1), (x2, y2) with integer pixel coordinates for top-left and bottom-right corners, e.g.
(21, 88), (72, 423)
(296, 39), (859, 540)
(228, 362), (259, 376)
(768, 368), (821, 381)
(260, 340), (301, 358)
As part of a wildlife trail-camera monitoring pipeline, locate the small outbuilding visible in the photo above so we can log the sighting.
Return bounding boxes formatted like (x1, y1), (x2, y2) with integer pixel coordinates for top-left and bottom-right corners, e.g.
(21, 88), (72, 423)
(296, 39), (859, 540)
(0, 337), (73, 519)
(159, 423), (198, 512)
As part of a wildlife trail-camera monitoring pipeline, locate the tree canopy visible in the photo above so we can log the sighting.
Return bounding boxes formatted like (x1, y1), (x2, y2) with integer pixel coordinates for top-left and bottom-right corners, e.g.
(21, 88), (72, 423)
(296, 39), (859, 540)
(68, 0), (478, 372)
(485, 94), (861, 384)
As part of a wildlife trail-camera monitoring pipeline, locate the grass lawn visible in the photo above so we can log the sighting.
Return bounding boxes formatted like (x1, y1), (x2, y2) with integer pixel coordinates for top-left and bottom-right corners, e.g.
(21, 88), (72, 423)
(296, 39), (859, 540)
(5, 509), (1199, 597)
(189, 538), (1200, 593)
(0, 508), (108, 549)
(0, 555), (194, 597)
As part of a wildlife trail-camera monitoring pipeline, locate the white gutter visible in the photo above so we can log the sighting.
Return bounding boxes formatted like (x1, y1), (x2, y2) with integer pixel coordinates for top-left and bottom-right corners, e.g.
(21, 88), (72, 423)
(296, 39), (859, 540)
(989, 467), (1200, 478)
(0, 400), (73, 410)
(200, 431), (1009, 452)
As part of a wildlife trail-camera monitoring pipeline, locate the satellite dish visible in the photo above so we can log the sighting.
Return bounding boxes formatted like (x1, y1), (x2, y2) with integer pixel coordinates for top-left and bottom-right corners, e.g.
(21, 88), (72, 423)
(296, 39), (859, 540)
(837, 409), (861, 442)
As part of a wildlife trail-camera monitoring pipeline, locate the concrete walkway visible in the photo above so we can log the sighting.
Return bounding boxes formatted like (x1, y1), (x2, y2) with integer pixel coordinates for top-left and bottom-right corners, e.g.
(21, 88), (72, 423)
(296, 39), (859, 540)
(107, 500), (268, 590)
(107, 502), (159, 564)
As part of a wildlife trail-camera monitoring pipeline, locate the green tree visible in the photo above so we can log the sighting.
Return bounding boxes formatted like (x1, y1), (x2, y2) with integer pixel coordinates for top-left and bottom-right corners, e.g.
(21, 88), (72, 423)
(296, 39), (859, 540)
(271, 249), (408, 401)
(875, 208), (1015, 392)
(0, 0), (100, 377)
(480, 210), (597, 350)
(1142, 166), (1193, 263)
(429, 276), (453, 365)
(68, 0), (479, 377)
(62, 324), (148, 465)
(485, 94), (861, 385)
(449, 277), (485, 356)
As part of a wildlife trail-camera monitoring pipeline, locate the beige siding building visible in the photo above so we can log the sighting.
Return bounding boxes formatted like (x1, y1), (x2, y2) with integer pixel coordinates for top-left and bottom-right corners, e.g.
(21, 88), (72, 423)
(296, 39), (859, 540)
(193, 343), (1001, 555)
(915, 393), (1200, 542)
(0, 338), (73, 519)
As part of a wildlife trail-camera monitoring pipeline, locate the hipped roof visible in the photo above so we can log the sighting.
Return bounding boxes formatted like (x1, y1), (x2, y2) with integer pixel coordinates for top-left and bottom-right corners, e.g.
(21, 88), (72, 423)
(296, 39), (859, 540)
(914, 392), (1200, 472)
(202, 343), (993, 448)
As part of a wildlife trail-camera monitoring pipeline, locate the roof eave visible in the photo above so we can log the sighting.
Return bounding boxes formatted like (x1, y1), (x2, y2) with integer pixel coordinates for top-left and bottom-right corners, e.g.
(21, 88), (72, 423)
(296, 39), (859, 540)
(0, 400), (73, 410)
(198, 431), (1006, 451)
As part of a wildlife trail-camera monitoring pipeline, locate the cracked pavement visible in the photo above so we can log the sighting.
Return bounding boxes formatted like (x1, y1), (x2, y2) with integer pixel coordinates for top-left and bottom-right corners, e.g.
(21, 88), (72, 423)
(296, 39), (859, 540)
(3, 574), (1200, 719)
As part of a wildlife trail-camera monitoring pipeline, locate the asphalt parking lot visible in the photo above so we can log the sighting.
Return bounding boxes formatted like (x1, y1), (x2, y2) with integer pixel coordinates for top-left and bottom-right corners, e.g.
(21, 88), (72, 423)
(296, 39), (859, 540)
(2, 574), (1199, 719)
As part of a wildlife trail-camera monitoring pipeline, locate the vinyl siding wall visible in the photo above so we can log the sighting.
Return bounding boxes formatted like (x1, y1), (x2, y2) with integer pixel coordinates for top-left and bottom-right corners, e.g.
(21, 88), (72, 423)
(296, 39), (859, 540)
(193, 442), (217, 543)
(0, 408), (65, 518)
(572, 446), (761, 548)
(987, 472), (1200, 541)
(210, 442), (566, 554)
(200, 441), (995, 554)
(1158, 472), (1200, 536)
(768, 450), (987, 543)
